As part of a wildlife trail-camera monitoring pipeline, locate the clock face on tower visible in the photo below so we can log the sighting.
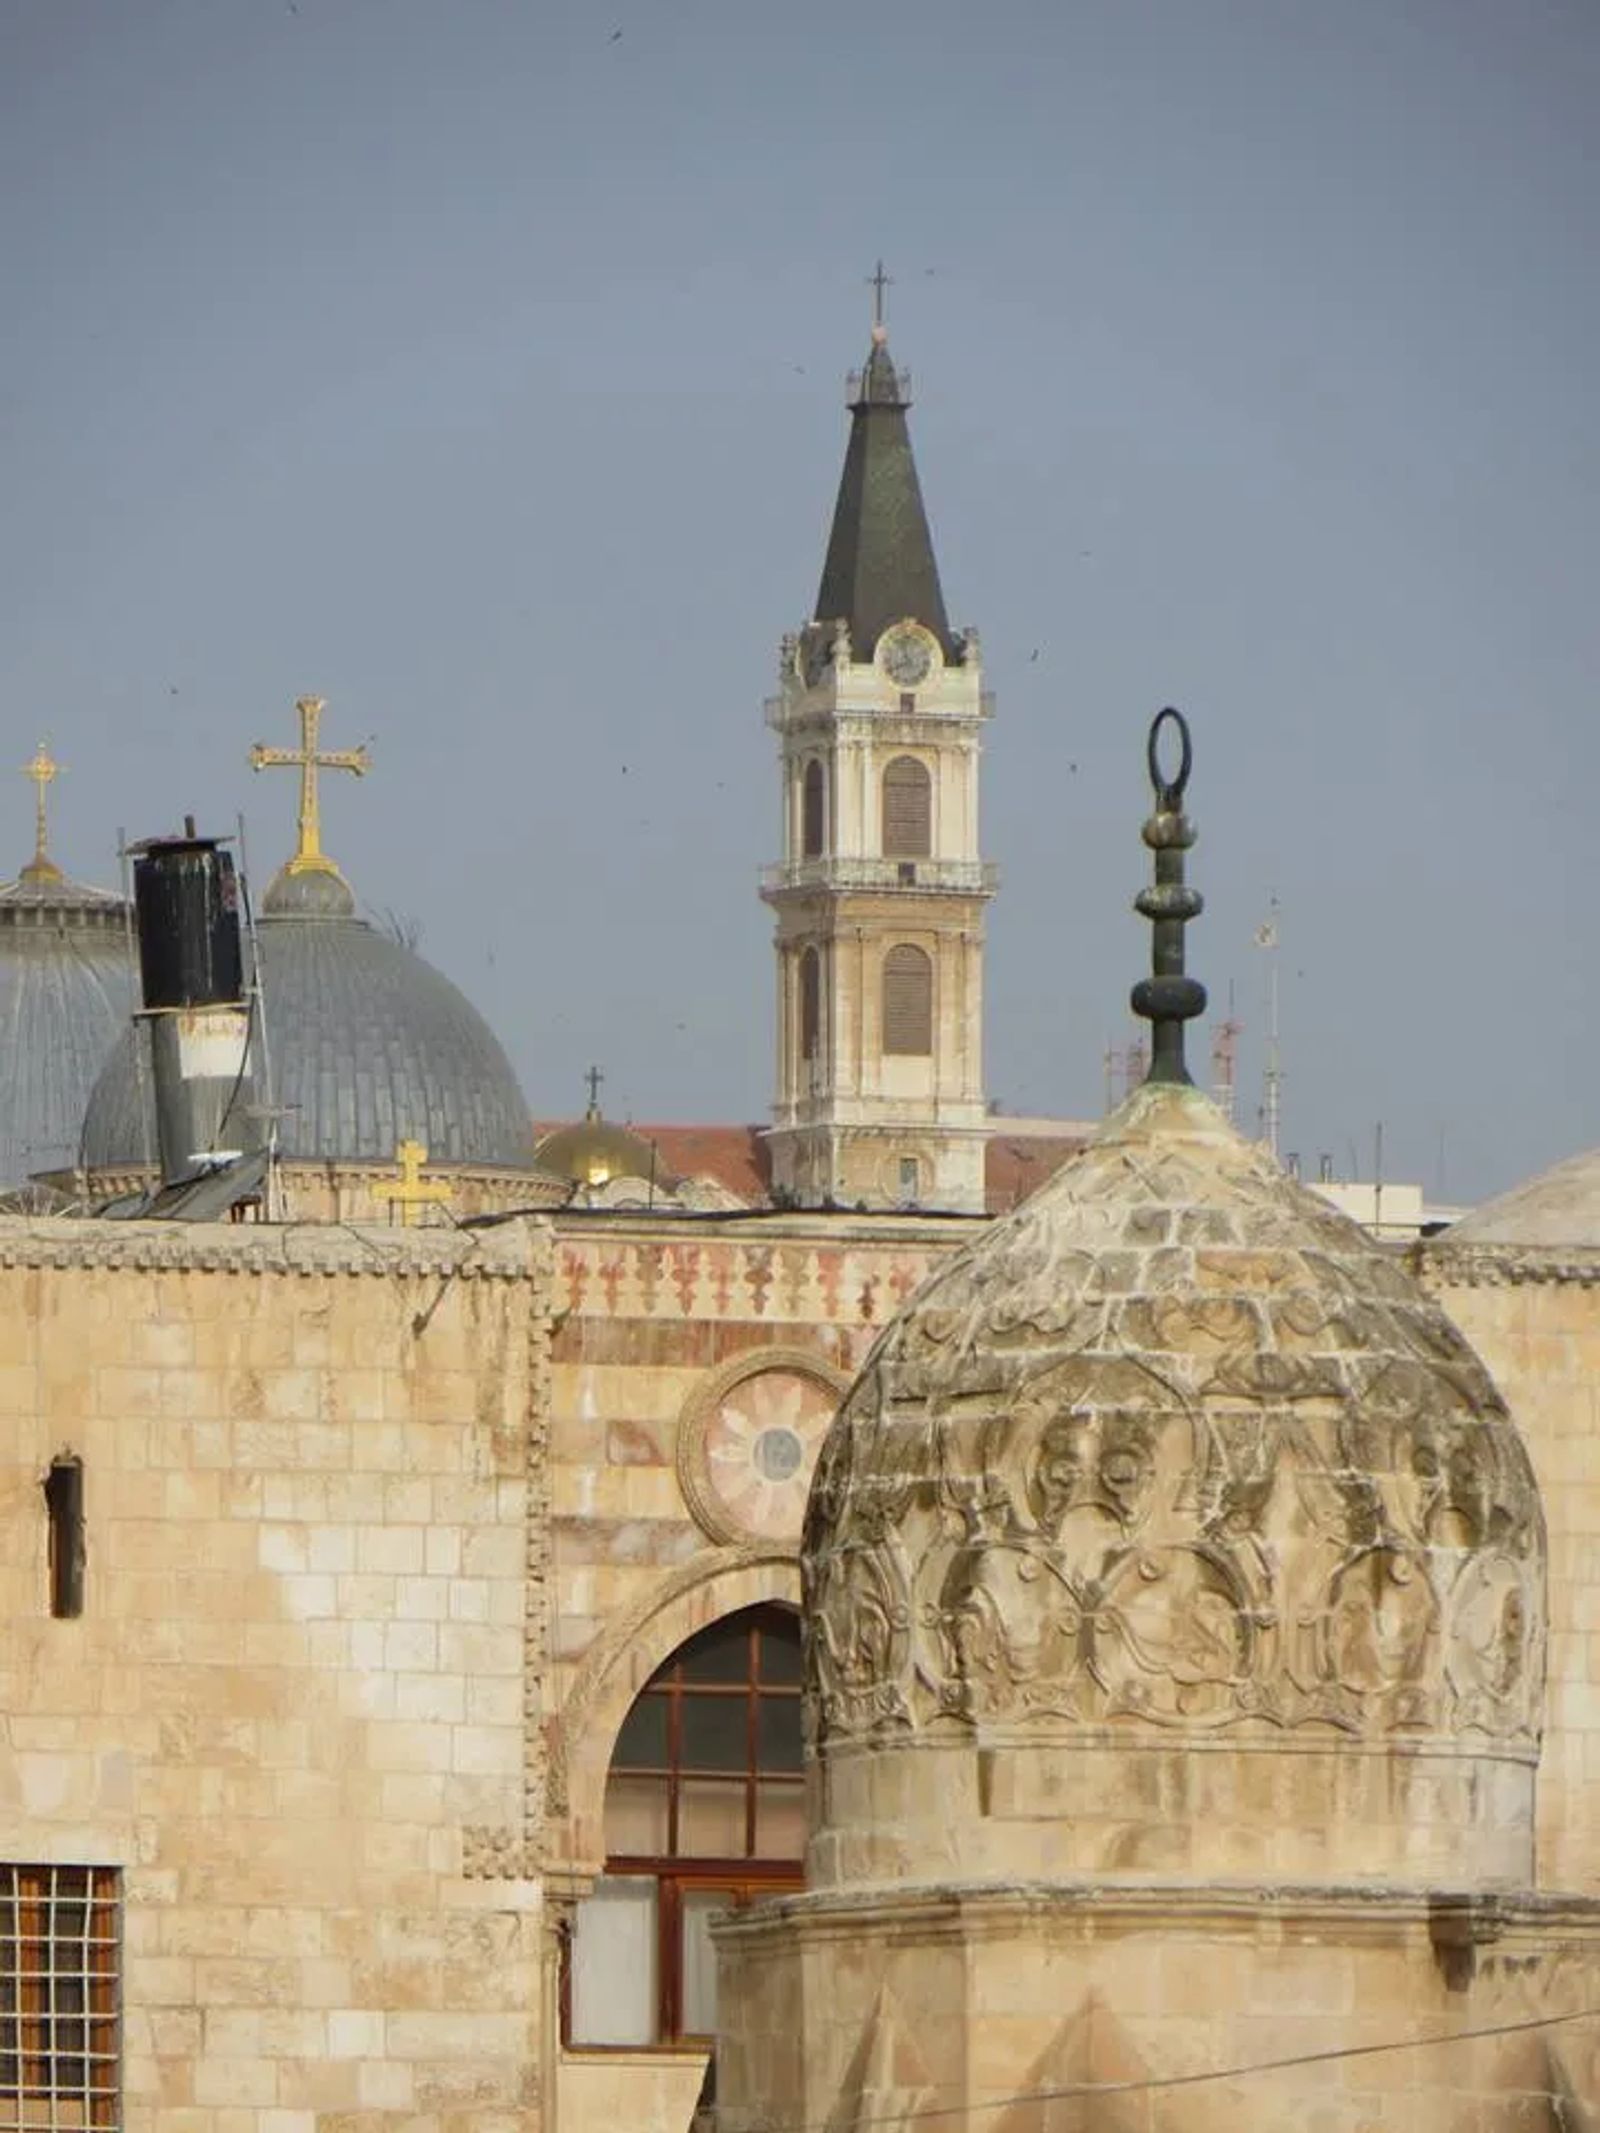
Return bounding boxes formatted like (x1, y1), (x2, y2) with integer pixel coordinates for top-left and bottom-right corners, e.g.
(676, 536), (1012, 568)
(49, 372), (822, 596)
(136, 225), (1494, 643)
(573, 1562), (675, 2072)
(879, 623), (936, 689)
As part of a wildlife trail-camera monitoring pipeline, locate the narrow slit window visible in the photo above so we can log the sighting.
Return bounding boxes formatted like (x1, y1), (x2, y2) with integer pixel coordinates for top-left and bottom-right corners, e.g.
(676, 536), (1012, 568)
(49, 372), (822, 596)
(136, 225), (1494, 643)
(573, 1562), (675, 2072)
(799, 948), (820, 1064)
(43, 1458), (84, 1621)
(801, 759), (826, 859)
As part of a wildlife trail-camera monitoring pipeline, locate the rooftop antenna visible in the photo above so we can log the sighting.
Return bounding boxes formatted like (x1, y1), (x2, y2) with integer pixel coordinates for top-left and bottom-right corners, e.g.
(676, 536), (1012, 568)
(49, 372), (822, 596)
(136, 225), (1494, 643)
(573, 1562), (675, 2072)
(1210, 981), (1243, 1124)
(236, 810), (283, 1222)
(1255, 896), (1282, 1158)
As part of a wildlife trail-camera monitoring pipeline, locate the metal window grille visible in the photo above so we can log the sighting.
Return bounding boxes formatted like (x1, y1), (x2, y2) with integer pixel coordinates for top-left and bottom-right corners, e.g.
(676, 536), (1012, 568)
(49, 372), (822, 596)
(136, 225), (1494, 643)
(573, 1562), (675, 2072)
(882, 944), (933, 1056)
(0, 1867), (120, 2133)
(881, 756), (931, 859)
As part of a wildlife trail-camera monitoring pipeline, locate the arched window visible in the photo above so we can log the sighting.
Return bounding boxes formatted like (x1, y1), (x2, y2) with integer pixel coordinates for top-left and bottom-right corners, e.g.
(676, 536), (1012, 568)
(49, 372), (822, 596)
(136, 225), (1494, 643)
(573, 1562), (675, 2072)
(801, 758), (826, 858)
(799, 947), (820, 1065)
(566, 1605), (804, 2048)
(882, 944), (933, 1056)
(881, 755), (931, 858)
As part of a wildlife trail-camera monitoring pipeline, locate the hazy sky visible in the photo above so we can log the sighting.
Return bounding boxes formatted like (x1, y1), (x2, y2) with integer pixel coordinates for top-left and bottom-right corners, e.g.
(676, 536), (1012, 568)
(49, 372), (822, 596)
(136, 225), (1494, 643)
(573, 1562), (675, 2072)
(2, 0), (1595, 1203)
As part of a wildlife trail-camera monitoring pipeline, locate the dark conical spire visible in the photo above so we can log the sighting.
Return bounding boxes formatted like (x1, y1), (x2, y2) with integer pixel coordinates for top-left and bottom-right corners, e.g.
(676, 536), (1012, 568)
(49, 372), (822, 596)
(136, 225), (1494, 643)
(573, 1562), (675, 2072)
(813, 319), (955, 661)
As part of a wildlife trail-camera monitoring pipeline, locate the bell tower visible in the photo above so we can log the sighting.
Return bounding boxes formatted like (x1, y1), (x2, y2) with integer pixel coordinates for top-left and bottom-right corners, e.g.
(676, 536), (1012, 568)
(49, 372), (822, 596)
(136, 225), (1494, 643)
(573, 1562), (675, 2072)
(762, 286), (993, 1213)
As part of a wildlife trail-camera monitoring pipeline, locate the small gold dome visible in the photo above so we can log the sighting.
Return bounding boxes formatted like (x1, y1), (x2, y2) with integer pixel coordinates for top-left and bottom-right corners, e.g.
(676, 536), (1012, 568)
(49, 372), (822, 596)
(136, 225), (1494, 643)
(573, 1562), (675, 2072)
(534, 1097), (669, 1196)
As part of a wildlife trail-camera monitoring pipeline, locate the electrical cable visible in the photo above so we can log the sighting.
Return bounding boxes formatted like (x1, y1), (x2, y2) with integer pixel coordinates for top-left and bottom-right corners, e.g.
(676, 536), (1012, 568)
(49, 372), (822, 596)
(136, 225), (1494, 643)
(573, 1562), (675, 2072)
(711, 2002), (1600, 2131)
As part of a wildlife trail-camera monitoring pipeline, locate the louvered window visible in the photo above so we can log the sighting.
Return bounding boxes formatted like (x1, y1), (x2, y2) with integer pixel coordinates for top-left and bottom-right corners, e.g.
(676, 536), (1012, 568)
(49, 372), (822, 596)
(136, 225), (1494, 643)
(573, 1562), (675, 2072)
(881, 757), (931, 859)
(882, 945), (933, 1056)
(801, 760), (826, 858)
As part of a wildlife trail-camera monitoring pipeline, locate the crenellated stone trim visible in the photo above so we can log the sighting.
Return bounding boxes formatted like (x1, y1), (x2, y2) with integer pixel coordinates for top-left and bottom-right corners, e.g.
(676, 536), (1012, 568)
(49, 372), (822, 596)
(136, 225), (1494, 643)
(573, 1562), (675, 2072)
(0, 1210), (548, 1278)
(1417, 1241), (1600, 1290)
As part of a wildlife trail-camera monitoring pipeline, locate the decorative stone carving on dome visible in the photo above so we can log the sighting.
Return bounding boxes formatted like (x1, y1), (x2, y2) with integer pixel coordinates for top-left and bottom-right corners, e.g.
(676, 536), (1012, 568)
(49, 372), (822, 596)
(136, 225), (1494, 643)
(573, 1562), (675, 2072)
(801, 1087), (1546, 1757)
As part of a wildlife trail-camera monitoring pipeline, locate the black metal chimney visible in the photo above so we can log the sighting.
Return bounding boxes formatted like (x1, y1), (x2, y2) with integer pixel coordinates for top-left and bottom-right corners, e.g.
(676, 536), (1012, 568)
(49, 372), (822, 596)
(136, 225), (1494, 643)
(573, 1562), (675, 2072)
(129, 827), (260, 1184)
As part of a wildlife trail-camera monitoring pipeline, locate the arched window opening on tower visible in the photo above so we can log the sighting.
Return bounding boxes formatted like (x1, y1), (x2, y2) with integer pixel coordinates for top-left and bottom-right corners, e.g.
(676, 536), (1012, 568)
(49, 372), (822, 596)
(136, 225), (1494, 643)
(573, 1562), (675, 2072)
(882, 944), (933, 1056)
(565, 1605), (804, 2049)
(798, 947), (821, 1069)
(801, 759), (827, 859)
(881, 756), (931, 859)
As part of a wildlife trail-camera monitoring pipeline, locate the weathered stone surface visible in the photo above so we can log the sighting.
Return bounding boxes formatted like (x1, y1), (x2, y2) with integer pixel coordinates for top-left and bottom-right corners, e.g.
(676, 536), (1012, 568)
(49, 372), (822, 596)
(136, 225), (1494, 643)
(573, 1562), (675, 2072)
(801, 1086), (1545, 1889)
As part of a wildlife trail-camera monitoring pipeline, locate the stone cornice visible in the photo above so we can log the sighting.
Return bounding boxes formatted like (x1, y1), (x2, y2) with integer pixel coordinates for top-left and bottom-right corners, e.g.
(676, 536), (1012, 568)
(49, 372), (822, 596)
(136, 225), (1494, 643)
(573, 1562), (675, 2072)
(714, 1878), (1600, 1951)
(0, 1211), (551, 1279)
(1416, 1240), (1600, 1289)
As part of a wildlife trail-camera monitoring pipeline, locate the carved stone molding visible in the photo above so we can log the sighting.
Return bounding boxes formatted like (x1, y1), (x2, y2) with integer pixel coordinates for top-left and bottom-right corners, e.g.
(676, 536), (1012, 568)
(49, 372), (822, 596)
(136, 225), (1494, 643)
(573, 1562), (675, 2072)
(678, 1346), (849, 1548)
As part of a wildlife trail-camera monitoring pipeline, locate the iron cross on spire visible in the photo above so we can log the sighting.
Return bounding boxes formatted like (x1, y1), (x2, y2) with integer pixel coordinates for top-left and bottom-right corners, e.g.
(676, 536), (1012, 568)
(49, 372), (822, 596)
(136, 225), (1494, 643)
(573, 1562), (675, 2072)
(250, 695), (370, 877)
(584, 1064), (605, 1119)
(867, 259), (893, 329)
(20, 741), (63, 883)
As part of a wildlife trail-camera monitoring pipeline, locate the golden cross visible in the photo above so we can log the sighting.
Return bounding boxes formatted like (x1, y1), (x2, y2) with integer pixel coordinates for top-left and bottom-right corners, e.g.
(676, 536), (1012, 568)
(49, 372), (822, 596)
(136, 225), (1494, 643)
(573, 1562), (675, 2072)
(20, 742), (63, 884)
(375, 1138), (452, 1227)
(249, 695), (370, 877)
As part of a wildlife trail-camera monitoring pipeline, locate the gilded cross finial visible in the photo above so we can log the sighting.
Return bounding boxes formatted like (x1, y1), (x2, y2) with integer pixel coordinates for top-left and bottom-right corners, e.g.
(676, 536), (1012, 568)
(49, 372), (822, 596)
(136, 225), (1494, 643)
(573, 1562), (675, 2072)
(867, 258), (892, 334)
(375, 1138), (452, 1227)
(584, 1064), (604, 1120)
(20, 742), (63, 884)
(249, 695), (370, 879)
(1131, 708), (1207, 1086)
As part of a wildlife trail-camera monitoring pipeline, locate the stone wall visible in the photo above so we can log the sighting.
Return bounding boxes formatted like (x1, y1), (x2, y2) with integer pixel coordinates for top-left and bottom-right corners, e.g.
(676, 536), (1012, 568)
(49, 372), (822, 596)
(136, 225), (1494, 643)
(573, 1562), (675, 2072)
(1424, 1242), (1600, 1895)
(0, 1215), (551, 2133)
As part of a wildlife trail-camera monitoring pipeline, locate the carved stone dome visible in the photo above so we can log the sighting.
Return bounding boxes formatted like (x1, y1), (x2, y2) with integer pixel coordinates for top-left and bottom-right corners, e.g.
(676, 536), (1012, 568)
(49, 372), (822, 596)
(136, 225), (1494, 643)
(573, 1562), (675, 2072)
(802, 1081), (1546, 1891)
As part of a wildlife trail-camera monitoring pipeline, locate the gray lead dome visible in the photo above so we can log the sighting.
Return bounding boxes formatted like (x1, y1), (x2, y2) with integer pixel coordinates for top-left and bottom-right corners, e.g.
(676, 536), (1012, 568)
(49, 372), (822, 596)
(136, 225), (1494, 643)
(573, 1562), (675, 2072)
(82, 883), (533, 1170)
(0, 872), (134, 1188)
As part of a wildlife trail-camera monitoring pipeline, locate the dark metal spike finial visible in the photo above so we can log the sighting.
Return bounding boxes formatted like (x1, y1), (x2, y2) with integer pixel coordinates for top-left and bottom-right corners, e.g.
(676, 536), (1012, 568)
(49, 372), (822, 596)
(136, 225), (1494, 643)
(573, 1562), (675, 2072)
(1131, 707), (1207, 1085)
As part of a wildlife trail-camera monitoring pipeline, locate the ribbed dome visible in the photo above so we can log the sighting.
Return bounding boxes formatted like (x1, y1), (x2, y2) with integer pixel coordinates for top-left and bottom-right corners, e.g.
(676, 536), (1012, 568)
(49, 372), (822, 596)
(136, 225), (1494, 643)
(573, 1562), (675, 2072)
(0, 871), (134, 1187)
(802, 1081), (1545, 1890)
(82, 898), (532, 1170)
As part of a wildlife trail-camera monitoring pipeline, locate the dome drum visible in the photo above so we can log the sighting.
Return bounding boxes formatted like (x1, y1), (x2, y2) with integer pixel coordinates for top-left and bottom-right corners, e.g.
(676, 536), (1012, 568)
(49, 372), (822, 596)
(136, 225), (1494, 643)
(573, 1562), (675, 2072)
(801, 1084), (1546, 1893)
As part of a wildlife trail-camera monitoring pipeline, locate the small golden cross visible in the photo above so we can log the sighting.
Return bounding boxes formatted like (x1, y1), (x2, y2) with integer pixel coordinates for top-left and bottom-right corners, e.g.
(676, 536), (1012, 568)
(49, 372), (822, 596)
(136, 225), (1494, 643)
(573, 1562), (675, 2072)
(20, 742), (63, 884)
(375, 1138), (452, 1227)
(250, 695), (370, 877)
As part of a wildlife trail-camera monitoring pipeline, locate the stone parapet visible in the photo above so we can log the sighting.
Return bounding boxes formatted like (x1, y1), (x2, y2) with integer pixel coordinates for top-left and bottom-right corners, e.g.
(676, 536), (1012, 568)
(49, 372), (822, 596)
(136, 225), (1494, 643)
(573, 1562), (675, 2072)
(715, 1880), (1600, 2131)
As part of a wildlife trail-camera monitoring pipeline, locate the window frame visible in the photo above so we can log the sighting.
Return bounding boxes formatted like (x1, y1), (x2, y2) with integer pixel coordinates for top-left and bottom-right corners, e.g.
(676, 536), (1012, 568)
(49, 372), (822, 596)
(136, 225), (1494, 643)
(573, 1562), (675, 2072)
(0, 1864), (121, 2133)
(565, 1606), (805, 2052)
